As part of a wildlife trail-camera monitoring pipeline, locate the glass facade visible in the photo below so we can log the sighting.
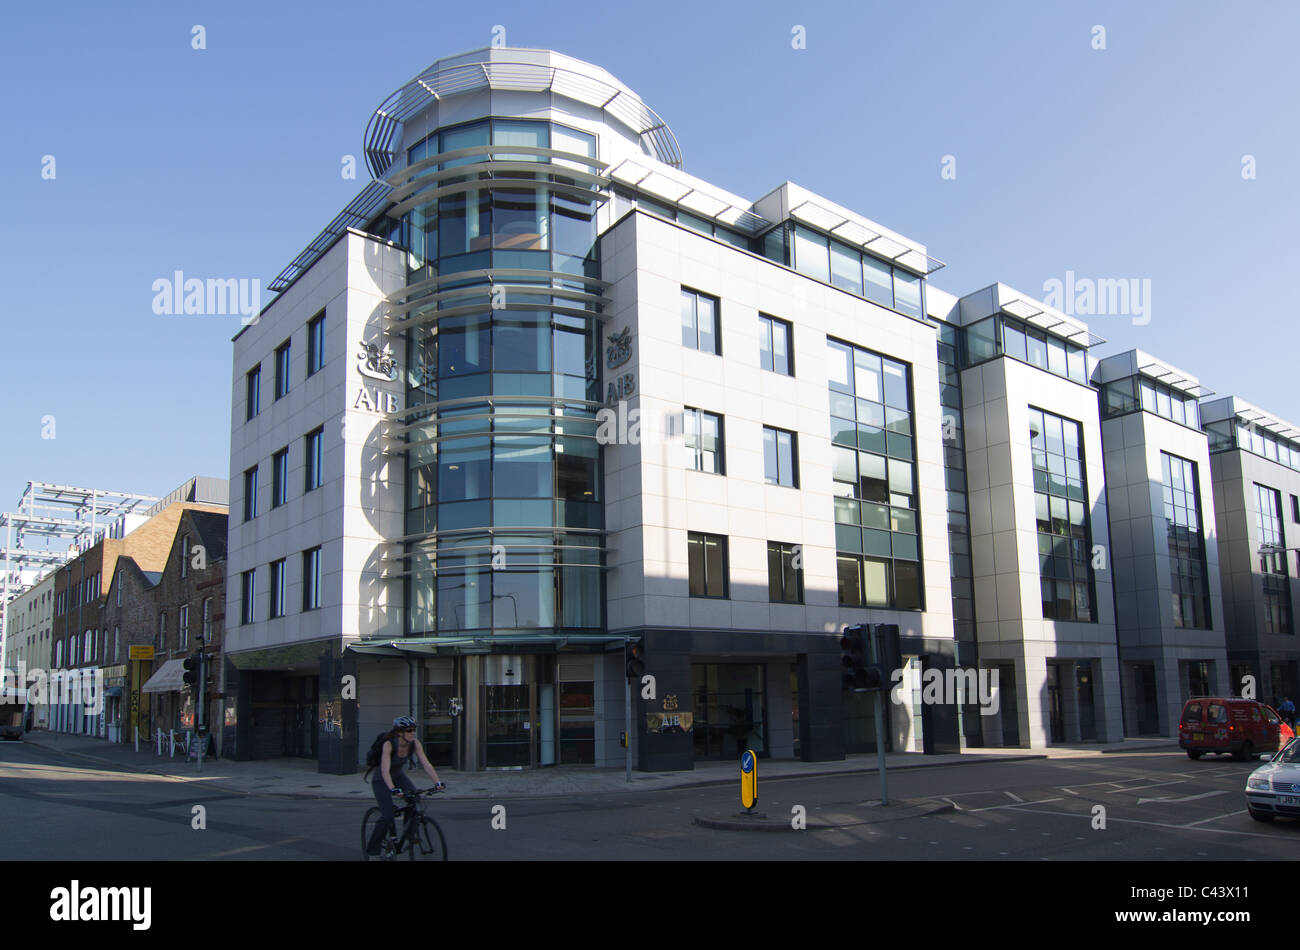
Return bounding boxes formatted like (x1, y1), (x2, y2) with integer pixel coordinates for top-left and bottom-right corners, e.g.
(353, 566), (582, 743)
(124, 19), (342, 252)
(399, 118), (604, 636)
(1255, 483), (1293, 634)
(935, 320), (979, 743)
(1029, 408), (1095, 621)
(965, 314), (1089, 386)
(1205, 414), (1300, 472)
(1161, 452), (1211, 629)
(828, 338), (922, 609)
(1101, 374), (1200, 428)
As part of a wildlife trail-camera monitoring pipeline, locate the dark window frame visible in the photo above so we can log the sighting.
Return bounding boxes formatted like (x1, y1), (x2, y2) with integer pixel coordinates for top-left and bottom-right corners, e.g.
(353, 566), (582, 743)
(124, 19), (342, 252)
(687, 532), (729, 599)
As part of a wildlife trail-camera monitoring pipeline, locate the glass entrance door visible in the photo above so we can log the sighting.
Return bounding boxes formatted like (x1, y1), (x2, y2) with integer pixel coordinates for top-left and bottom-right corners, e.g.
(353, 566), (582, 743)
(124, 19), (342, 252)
(483, 685), (533, 768)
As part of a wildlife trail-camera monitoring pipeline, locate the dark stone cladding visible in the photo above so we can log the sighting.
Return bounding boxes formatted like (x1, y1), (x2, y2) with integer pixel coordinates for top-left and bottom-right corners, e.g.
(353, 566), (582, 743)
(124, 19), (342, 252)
(627, 627), (959, 771)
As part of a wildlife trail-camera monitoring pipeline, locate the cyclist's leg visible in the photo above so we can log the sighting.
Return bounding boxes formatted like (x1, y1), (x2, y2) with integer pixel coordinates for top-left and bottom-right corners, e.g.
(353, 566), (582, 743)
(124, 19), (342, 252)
(366, 780), (397, 856)
(394, 773), (419, 840)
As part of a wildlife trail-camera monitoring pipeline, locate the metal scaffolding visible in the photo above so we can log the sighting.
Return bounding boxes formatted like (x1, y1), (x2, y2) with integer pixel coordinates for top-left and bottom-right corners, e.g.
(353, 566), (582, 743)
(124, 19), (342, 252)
(1, 482), (159, 671)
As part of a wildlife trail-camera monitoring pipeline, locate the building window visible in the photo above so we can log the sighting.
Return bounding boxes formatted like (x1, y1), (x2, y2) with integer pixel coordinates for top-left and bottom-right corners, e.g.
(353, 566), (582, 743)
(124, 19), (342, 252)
(1030, 408), (1095, 622)
(157, 611), (167, 649)
(307, 310), (325, 377)
(246, 364), (261, 421)
(829, 338), (921, 609)
(269, 559), (286, 619)
(1161, 452), (1211, 629)
(302, 547), (322, 611)
(272, 448), (289, 507)
(181, 535), (190, 579)
(201, 598), (211, 641)
(275, 339), (291, 399)
(305, 428), (324, 491)
(759, 314), (793, 376)
(1292, 494), (1299, 523)
(763, 426), (798, 487)
(688, 532), (728, 598)
(681, 288), (720, 355)
(114, 627), (119, 662)
(240, 570), (256, 625)
(1256, 483), (1293, 634)
(243, 466), (258, 521)
(684, 408), (724, 474)
(767, 542), (803, 604)
(179, 604), (189, 650)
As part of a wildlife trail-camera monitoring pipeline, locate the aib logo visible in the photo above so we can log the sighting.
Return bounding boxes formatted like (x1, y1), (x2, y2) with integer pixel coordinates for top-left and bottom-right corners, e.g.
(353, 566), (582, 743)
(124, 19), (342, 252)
(357, 341), (398, 381)
(606, 327), (632, 369)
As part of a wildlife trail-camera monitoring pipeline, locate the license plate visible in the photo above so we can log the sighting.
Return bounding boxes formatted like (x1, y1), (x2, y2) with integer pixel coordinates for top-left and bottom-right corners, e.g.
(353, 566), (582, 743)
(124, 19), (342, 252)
(1279, 795), (1300, 806)
(1192, 733), (1205, 741)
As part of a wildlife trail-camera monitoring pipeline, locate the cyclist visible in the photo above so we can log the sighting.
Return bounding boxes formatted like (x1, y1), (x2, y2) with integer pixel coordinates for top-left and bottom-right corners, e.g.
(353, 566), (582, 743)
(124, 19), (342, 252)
(365, 716), (445, 859)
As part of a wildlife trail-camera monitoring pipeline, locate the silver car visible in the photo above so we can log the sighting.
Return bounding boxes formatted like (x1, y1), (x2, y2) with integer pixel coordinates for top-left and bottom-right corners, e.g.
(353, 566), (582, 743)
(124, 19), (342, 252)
(1245, 737), (1300, 822)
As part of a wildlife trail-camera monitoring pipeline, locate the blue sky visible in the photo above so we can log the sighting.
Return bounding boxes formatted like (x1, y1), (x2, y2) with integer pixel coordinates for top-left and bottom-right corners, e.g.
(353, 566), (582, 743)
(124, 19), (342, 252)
(2, 0), (1297, 502)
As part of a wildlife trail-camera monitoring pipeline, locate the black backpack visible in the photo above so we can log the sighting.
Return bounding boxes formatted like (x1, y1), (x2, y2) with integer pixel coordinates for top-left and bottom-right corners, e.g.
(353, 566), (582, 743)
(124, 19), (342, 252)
(363, 732), (409, 780)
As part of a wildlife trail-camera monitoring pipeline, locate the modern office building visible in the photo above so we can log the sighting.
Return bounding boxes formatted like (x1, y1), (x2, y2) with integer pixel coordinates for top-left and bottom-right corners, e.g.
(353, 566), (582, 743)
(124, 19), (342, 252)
(1094, 350), (1228, 736)
(1200, 396), (1300, 704)
(228, 46), (969, 773)
(227, 45), (1300, 771)
(928, 283), (1123, 748)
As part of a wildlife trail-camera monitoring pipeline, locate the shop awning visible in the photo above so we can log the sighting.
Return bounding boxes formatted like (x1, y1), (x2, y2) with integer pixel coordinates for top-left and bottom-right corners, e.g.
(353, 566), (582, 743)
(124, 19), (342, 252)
(141, 659), (187, 694)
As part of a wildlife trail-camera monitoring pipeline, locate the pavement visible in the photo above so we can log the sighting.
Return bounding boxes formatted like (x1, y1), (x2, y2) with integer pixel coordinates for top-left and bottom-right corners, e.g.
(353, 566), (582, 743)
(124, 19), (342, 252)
(11, 729), (1181, 802)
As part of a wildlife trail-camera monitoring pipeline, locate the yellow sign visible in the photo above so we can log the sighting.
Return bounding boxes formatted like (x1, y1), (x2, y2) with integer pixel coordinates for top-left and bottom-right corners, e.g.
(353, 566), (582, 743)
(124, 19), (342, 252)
(129, 646), (155, 660)
(646, 711), (693, 733)
(740, 749), (757, 810)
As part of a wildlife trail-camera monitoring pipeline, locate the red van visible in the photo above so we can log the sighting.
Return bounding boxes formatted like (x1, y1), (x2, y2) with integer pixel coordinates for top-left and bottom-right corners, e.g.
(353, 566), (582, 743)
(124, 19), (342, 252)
(1179, 698), (1293, 760)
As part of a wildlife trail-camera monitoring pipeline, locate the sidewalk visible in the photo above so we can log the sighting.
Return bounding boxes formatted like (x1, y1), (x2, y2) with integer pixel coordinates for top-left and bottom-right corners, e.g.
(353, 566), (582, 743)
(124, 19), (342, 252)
(15, 730), (1178, 801)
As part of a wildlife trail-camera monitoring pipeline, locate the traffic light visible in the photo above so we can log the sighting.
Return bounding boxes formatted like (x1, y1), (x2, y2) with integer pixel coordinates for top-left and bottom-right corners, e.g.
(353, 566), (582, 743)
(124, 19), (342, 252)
(871, 624), (902, 690)
(841, 625), (867, 691)
(625, 642), (645, 679)
(183, 653), (201, 689)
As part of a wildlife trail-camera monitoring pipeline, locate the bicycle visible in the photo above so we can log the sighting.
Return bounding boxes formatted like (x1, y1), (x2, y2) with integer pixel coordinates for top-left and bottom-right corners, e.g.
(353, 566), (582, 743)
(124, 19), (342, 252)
(361, 787), (447, 861)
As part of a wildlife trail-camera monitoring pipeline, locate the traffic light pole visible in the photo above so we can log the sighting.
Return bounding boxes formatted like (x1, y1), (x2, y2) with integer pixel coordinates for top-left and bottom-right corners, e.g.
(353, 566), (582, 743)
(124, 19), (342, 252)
(196, 653), (206, 773)
(874, 690), (888, 805)
(624, 638), (632, 783)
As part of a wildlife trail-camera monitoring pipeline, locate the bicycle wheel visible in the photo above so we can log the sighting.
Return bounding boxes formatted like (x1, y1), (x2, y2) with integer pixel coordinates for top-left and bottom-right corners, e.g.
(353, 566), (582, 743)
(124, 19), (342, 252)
(361, 807), (384, 860)
(407, 815), (448, 861)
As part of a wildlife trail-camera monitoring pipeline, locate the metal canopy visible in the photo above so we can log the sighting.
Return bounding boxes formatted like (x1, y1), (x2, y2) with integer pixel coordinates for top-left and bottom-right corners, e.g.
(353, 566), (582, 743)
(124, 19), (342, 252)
(268, 180), (394, 293)
(609, 160), (771, 235)
(1235, 407), (1300, 441)
(1136, 361), (1213, 398)
(348, 634), (629, 657)
(364, 58), (682, 179)
(788, 200), (945, 277)
(998, 296), (1105, 348)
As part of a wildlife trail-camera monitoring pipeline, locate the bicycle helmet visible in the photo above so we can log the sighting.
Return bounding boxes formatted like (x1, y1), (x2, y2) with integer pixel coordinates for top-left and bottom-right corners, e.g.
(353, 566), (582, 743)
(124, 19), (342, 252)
(392, 716), (417, 729)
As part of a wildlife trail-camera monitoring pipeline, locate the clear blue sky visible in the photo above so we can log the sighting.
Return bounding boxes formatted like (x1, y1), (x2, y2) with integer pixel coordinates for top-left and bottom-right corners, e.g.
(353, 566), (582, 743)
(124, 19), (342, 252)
(2, 0), (1297, 502)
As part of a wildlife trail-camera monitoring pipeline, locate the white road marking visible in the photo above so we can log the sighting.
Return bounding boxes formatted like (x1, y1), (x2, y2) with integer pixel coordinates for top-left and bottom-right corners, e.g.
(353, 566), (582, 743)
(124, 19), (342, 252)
(1005, 791), (1024, 802)
(1184, 809), (1247, 827)
(1135, 789), (1229, 805)
(1105, 780), (1186, 794)
(970, 798), (1064, 813)
(1060, 787), (1079, 795)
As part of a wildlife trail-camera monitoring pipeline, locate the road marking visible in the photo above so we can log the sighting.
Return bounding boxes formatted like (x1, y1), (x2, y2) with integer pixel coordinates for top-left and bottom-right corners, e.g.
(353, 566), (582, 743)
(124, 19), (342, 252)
(1184, 809), (1247, 827)
(1135, 790), (1229, 805)
(1105, 780), (1185, 794)
(1060, 787), (1079, 795)
(970, 798), (1063, 813)
(1004, 791), (1024, 802)
(1003, 806), (1286, 842)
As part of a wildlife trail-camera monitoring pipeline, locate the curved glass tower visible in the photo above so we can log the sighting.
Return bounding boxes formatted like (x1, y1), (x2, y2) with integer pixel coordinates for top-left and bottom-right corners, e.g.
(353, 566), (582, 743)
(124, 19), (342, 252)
(365, 49), (680, 643)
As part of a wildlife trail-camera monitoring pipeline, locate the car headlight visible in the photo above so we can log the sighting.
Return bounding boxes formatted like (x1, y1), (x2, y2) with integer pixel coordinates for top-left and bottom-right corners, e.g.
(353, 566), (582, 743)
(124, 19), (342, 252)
(1247, 776), (1271, 790)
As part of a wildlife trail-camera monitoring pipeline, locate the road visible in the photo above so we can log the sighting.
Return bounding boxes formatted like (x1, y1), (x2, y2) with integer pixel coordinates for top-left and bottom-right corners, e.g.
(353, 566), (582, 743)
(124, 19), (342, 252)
(1, 740), (1295, 860)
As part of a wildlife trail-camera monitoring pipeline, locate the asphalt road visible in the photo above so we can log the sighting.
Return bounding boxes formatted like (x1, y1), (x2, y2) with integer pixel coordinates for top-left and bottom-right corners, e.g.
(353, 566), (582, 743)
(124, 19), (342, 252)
(2, 740), (1295, 860)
